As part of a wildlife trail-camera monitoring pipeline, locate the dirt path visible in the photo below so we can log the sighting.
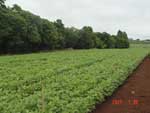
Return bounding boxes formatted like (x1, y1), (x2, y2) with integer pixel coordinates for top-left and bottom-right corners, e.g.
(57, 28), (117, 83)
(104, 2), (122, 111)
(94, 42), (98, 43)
(91, 57), (150, 113)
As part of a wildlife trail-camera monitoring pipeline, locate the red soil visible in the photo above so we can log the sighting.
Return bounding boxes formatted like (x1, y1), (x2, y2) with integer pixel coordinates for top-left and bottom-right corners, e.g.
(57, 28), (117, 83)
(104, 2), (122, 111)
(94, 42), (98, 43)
(91, 56), (150, 113)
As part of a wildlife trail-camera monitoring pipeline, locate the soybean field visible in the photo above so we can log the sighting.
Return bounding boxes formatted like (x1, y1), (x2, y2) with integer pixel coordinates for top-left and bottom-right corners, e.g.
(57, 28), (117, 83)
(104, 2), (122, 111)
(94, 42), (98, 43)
(0, 48), (149, 113)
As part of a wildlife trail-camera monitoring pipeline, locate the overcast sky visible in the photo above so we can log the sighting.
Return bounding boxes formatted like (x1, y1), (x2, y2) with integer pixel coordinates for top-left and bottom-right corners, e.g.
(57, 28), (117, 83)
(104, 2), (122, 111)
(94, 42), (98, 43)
(6, 0), (150, 40)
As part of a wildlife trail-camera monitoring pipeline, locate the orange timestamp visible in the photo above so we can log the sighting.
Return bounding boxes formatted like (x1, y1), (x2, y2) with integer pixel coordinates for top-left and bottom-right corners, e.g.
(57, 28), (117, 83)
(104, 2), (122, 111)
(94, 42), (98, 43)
(112, 99), (139, 105)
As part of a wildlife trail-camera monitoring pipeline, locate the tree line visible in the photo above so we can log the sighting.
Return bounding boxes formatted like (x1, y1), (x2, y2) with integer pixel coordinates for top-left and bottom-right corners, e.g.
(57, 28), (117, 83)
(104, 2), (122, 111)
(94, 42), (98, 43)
(0, 0), (129, 54)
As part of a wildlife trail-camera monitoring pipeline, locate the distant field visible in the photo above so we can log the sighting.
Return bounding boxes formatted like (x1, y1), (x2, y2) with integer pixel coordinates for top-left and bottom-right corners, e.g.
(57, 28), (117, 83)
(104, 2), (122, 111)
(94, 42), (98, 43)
(130, 43), (150, 48)
(0, 48), (149, 113)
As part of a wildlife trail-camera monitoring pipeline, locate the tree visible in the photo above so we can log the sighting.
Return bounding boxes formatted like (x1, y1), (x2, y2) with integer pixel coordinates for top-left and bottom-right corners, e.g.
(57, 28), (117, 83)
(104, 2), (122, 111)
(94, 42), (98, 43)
(54, 19), (65, 48)
(27, 25), (41, 46)
(64, 27), (79, 48)
(100, 32), (111, 48)
(0, 7), (28, 53)
(75, 26), (95, 49)
(0, 3), (130, 54)
(12, 4), (22, 12)
(107, 35), (116, 48)
(116, 30), (129, 48)
(95, 32), (105, 48)
(0, 0), (5, 7)
(40, 19), (58, 49)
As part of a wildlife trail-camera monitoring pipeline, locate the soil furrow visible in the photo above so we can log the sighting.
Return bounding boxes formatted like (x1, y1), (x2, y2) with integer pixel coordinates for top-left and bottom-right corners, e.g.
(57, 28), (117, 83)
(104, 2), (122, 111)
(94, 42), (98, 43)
(91, 56), (150, 113)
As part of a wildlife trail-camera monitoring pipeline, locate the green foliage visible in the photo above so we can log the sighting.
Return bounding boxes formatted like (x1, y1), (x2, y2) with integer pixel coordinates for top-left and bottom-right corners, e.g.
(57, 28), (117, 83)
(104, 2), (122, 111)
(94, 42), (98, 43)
(0, 7), (27, 53)
(76, 26), (95, 49)
(0, 0), (5, 7)
(0, 3), (129, 54)
(27, 25), (41, 45)
(100, 32), (111, 48)
(12, 4), (22, 11)
(40, 19), (59, 49)
(116, 30), (130, 48)
(0, 48), (149, 113)
(64, 27), (79, 48)
(95, 32), (105, 48)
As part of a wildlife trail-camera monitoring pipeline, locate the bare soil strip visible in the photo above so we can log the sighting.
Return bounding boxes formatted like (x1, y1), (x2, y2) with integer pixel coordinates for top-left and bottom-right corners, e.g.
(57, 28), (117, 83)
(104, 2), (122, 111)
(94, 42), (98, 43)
(91, 56), (150, 113)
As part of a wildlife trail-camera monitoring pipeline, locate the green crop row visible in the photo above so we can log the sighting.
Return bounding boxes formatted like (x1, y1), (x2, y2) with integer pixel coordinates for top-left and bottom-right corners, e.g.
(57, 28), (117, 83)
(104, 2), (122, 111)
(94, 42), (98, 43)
(0, 48), (149, 113)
